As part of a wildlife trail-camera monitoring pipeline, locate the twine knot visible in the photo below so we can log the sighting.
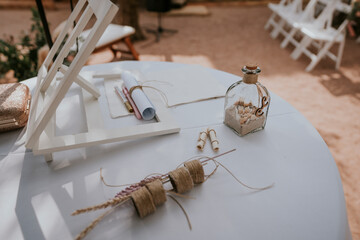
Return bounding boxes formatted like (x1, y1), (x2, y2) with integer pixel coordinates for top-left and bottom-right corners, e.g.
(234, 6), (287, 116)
(128, 85), (143, 95)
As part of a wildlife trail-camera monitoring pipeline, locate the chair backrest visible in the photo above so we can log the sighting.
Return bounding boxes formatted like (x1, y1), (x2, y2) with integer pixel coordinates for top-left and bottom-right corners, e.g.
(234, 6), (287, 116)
(280, 0), (303, 14)
(298, 0), (332, 22)
(298, 0), (350, 28)
(312, 0), (351, 31)
(26, 0), (118, 148)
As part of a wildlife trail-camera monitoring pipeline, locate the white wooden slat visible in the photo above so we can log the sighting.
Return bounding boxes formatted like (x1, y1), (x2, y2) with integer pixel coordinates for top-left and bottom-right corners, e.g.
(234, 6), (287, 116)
(40, 5), (93, 92)
(60, 65), (100, 98)
(33, 120), (180, 155)
(82, 88), (104, 130)
(26, 69), (44, 143)
(43, 0), (87, 68)
(88, 0), (113, 19)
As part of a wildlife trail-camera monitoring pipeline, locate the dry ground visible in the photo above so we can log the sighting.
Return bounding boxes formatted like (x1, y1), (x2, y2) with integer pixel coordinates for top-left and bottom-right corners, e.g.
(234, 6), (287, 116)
(0, 2), (359, 239)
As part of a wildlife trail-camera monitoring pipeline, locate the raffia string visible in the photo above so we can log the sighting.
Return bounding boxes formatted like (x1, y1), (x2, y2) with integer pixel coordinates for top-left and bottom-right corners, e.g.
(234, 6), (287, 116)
(128, 85), (143, 95)
(126, 80), (172, 107)
(166, 190), (196, 200)
(100, 168), (133, 188)
(71, 196), (130, 216)
(201, 156), (274, 191)
(168, 194), (193, 230)
(75, 200), (129, 240)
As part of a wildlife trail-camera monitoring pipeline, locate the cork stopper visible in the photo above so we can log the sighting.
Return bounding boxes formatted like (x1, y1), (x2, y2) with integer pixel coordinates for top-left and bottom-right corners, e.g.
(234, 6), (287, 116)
(246, 65), (257, 70)
(242, 65), (261, 84)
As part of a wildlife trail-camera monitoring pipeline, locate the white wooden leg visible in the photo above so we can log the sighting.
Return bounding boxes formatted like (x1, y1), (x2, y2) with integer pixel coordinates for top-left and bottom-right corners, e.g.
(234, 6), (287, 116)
(305, 41), (334, 72)
(335, 39), (346, 70)
(60, 65), (100, 98)
(76, 74), (100, 98)
(281, 28), (297, 48)
(270, 19), (285, 39)
(44, 153), (53, 162)
(265, 13), (276, 30)
(291, 36), (312, 60)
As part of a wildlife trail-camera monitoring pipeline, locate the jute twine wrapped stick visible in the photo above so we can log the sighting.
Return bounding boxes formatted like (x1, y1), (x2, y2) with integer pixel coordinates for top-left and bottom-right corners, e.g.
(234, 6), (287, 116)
(73, 149), (274, 240)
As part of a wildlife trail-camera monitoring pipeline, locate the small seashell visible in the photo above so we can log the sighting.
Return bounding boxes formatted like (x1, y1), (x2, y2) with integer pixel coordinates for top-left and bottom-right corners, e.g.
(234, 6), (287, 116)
(244, 107), (250, 113)
(240, 117), (247, 125)
(238, 99), (244, 106)
(250, 115), (256, 120)
(244, 102), (251, 107)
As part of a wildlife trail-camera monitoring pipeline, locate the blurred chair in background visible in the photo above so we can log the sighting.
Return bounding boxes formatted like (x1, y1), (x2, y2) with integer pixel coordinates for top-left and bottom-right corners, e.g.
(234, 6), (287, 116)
(265, 0), (352, 71)
(290, 1), (352, 71)
(145, 0), (177, 42)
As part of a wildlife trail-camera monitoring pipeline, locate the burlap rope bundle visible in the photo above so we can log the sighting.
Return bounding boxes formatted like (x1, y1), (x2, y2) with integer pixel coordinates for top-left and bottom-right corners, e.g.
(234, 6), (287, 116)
(131, 187), (156, 218)
(146, 179), (167, 206)
(169, 167), (194, 193)
(131, 179), (167, 218)
(184, 160), (205, 184)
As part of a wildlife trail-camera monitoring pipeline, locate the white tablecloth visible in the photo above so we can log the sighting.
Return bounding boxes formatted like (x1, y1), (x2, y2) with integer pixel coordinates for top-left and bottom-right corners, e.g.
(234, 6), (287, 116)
(0, 61), (351, 240)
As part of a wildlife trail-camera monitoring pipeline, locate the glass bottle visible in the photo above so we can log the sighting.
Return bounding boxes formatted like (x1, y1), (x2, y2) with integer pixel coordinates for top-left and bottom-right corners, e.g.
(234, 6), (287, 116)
(224, 65), (270, 136)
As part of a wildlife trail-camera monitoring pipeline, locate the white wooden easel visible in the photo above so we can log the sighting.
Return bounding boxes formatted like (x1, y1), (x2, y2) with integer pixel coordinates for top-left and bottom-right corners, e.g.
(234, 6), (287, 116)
(25, 0), (180, 162)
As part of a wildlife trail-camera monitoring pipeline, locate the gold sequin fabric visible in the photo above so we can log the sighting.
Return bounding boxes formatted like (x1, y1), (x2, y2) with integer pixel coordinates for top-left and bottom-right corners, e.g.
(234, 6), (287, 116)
(0, 83), (31, 132)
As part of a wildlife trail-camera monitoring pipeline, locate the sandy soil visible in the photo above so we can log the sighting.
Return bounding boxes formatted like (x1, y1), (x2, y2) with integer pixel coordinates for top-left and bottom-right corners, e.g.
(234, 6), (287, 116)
(0, 3), (359, 239)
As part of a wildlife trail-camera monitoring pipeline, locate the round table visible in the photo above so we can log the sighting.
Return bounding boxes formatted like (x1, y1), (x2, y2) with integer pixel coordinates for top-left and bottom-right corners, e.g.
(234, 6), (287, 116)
(0, 61), (351, 240)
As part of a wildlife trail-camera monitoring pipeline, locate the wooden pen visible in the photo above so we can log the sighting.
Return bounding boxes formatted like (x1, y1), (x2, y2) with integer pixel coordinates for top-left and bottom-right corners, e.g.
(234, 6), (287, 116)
(122, 87), (142, 120)
(114, 86), (133, 112)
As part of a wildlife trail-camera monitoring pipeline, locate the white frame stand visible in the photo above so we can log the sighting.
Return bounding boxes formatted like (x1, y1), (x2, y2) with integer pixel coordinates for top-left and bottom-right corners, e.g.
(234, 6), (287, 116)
(25, 0), (180, 162)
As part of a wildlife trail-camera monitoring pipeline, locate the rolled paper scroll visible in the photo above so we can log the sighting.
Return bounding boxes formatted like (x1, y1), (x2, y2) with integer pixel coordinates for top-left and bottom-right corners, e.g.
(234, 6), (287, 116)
(208, 128), (219, 151)
(121, 71), (156, 120)
(196, 129), (208, 150)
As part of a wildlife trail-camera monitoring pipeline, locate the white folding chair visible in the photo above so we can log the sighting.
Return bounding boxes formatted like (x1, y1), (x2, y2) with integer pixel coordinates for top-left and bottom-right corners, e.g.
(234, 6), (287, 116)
(290, 1), (352, 71)
(280, 0), (337, 49)
(71, 24), (139, 60)
(264, 0), (303, 39)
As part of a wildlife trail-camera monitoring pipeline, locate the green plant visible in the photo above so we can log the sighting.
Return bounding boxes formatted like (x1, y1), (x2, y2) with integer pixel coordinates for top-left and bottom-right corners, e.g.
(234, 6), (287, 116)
(348, 1), (360, 36)
(0, 8), (46, 81)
